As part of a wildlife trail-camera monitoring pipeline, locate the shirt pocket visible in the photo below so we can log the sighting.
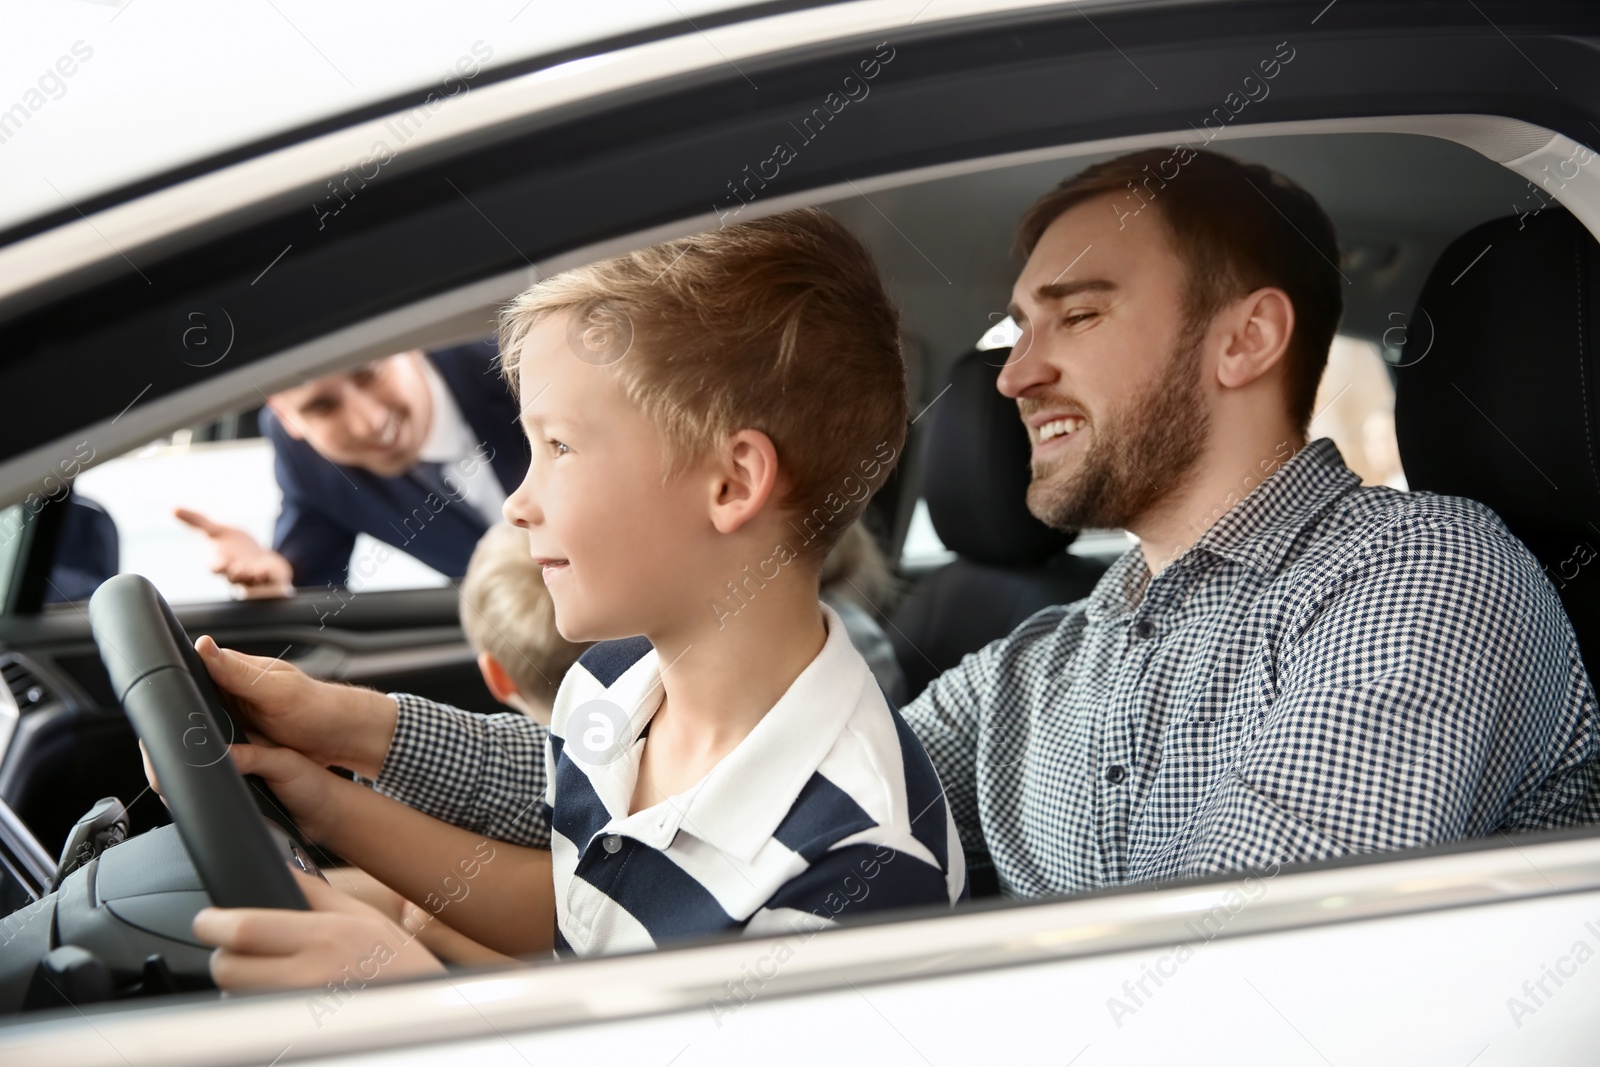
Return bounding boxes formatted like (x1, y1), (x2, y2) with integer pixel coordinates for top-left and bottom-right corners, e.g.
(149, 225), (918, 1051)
(1166, 639), (1277, 726)
(1129, 711), (1261, 867)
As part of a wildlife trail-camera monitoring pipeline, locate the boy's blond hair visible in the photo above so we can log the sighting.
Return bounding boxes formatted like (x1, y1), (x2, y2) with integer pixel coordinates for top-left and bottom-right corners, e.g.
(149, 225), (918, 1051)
(819, 521), (900, 611)
(498, 208), (907, 558)
(459, 522), (591, 706)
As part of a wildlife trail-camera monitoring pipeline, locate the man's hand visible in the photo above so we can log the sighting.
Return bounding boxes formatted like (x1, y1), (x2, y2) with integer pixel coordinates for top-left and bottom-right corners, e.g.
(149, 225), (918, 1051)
(185, 636), (399, 779)
(193, 869), (447, 991)
(174, 508), (295, 597)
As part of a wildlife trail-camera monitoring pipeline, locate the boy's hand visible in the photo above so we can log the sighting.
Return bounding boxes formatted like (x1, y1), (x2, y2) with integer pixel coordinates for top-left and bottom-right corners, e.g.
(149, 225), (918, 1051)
(142, 739), (345, 843)
(193, 635), (398, 779)
(194, 869), (447, 991)
(224, 742), (345, 843)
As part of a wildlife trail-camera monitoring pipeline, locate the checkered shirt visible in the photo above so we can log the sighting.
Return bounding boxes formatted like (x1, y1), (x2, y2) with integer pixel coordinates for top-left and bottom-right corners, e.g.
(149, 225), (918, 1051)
(901, 437), (1600, 897)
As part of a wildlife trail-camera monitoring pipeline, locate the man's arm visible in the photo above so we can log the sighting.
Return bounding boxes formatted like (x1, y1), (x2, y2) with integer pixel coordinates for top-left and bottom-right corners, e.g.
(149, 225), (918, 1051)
(899, 605), (1085, 879)
(1183, 513), (1600, 875)
(174, 508), (296, 595)
(373, 694), (553, 847)
(900, 661), (987, 873)
(271, 495), (357, 590)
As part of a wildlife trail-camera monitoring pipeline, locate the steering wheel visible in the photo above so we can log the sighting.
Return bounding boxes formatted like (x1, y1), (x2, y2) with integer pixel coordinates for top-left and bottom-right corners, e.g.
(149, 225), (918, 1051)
(87, 574), (309, 911)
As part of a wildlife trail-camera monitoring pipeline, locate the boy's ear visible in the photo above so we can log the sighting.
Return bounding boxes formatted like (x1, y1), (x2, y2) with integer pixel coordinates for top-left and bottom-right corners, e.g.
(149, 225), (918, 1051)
(708, 429), (781, 537)
(477, 651), (521, 705)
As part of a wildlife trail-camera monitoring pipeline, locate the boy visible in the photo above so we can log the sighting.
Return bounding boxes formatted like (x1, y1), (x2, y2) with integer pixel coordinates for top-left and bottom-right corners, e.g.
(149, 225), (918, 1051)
(182, 208), (966, 985)
(461, 520), (591, 723)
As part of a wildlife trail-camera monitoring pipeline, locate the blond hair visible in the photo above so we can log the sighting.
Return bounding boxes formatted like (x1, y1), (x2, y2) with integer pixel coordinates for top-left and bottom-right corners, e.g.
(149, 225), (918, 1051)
(459, 522), (591, 705)
(819, 521), (900, 611)
(498, 208), (907, 558)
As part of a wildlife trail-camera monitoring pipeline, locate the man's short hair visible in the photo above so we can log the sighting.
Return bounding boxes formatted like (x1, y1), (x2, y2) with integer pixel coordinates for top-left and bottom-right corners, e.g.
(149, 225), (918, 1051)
(459, 522), (591, 706)
(1013, 148), (1344, 432)
(498, 207), (907, 558)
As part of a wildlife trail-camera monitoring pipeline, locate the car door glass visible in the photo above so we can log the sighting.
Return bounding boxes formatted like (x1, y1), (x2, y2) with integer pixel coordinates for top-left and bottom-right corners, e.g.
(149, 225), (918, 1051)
(1309, 335), (1406, 489)
(0, 505), (26, 610)
(70, 409), (448, 606)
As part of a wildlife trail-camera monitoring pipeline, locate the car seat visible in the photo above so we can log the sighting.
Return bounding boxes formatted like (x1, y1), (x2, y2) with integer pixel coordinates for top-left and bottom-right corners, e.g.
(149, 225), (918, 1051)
(1394, 206), (1600, 681)
(889, 348), (1109, 702)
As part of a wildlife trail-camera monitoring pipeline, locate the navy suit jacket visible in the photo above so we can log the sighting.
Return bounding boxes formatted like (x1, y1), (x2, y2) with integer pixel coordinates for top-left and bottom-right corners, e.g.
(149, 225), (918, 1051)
(260, 341), (531, 589)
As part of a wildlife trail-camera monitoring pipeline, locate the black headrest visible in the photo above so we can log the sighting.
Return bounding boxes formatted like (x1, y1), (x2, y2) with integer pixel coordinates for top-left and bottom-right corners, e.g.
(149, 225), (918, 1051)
(1394, 208), (1600, 561)
(921, 349), (1075, 567)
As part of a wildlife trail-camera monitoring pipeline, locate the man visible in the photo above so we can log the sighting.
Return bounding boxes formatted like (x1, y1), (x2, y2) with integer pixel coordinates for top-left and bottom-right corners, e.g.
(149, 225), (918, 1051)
(177, 340), (531, 594)
(901, 148), (1599, 897)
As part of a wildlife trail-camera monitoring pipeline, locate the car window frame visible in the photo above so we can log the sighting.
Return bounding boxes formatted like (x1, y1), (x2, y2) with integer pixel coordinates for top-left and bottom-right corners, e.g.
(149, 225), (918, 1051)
(4, 0), (1600, 1053)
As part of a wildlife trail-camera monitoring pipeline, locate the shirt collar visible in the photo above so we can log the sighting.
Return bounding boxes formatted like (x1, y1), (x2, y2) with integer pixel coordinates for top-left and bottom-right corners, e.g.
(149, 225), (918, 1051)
(1084, 438), (1360, 620)
(1190, 437), (1359, 575)
(599, 602), (870, 863)
(416, 355), (472, 464)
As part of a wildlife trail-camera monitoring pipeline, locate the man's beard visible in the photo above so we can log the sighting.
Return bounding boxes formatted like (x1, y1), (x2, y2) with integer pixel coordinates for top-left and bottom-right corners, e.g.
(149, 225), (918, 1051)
(1025, 325), (1210, 533)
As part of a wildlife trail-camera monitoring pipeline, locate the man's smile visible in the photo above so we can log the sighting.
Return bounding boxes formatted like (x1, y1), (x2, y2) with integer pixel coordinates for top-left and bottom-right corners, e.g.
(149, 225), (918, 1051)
(373, 412), (406, 453)
(1026, 409), (1089, 459)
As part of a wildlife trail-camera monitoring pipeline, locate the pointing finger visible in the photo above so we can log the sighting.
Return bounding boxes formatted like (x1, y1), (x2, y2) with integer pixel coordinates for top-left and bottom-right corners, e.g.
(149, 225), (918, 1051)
(174, 508), (224, 536)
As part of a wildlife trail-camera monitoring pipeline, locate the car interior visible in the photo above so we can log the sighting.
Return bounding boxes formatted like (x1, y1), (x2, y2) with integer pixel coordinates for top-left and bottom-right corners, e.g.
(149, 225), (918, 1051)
(0, 105), (1593, 1018)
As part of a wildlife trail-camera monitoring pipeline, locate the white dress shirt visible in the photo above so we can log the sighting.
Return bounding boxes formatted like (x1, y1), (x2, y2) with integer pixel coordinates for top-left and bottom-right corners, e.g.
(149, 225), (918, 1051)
(415, 355), (507, 526)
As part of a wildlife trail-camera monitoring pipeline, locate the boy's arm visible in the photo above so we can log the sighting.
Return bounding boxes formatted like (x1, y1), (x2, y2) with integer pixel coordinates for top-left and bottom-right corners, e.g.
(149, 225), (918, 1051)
(194, 869), (448, 991)
(231, 743), (555, 958)
(325, 867), (519, 966)
(184, 641), (554, 847)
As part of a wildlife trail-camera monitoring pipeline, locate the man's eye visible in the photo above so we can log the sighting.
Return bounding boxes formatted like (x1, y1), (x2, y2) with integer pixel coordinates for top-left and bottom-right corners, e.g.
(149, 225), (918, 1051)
(1062, 311), (1098, 327)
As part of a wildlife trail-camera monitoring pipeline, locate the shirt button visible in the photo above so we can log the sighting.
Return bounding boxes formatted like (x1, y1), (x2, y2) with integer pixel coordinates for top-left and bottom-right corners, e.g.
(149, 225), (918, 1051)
(1133, 619), (1157, 640)
(1105, 765), (1128, 785)
(602, 834), (622, 854)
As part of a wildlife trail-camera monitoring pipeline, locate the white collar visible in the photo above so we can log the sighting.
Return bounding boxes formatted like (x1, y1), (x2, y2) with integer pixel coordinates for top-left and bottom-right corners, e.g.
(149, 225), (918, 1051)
(415, 355), (473, 464)
(584, 601), (871, 863)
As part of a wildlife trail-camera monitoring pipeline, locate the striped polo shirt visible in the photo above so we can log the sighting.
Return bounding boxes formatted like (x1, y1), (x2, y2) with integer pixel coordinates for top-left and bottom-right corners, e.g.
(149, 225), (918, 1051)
(545, 601), (967, 955)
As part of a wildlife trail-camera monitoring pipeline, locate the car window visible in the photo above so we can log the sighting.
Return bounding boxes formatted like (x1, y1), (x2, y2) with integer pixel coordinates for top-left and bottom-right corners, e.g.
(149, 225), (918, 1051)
(69, 408), (449, 606)
(1309, 335), (1407, 489)
(0, 505), (28, 609)
(899, 497), (956, 569)
(900, 501), (1137, 571)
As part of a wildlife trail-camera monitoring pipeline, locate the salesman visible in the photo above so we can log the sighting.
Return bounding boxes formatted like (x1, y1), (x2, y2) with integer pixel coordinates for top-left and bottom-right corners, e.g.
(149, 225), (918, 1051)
(176, 340), (530, 594)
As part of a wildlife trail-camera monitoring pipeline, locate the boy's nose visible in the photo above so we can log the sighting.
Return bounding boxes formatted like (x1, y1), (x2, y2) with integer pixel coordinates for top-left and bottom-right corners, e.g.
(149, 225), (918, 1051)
(502, 481), (542, 528)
